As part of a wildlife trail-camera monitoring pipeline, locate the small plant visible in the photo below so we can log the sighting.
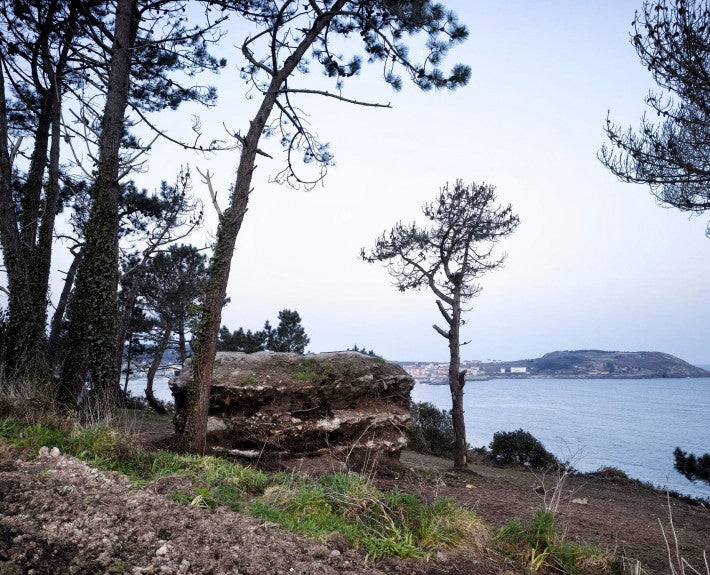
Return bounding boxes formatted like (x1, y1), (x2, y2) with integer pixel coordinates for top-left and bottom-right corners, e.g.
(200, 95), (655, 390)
(346, 345), (385, 361)
(291, 358), (335, 383)
(489, 429), (559, 469)
(496, 510), (619, 575)
(238, 374), (258, 386)
(406, 402), (457, 458)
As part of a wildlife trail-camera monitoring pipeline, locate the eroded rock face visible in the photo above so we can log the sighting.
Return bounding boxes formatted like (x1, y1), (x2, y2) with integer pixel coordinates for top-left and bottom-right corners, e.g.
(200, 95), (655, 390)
(171, 352), (414, 459)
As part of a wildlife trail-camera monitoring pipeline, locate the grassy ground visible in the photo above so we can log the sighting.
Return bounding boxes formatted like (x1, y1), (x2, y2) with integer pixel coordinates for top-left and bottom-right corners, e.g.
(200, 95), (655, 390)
(0, 415), (621, 573)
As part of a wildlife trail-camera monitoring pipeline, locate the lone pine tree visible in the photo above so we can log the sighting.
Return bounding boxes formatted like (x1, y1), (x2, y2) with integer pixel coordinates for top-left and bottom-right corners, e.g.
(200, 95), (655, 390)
(362, 181), (519, 469)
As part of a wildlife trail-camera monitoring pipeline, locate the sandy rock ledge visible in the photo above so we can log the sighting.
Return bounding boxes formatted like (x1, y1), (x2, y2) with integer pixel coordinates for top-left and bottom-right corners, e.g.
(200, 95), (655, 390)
(171, 352), (414, 460)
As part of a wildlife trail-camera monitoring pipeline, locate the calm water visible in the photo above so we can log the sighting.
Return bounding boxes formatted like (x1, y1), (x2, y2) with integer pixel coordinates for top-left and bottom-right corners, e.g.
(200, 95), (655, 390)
(137, 374), (709, 498)
(413, 378), (710, 499)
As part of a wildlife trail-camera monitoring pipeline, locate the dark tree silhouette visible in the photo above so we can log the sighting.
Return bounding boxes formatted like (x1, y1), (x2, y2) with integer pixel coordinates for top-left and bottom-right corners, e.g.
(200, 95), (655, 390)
(0, 0), (86, 380)
(185, 0), (471, 453)
(599, 0), (710, 236)
(270, 309), (309, 354)
(217, 309), (309, 354)
(217, 324), (272, 353)
(59, 1), (225, 411)
(362, 181), (519, 469)
(136, 244), (207, 413)
(674, 447), (710, 484)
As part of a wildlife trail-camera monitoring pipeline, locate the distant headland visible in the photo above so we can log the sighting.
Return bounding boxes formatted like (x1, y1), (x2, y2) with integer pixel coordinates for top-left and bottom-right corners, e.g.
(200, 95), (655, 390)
(400, 350), (710, 382)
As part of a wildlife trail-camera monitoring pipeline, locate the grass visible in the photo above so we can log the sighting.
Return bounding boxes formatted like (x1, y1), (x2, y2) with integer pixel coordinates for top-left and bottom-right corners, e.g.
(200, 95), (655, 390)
(291, 358), (335, 383)
(249, 474), (487, 560)
(0, 417), (488, 561)
(496, 509), (620, 575)
(238, 374), (258, 386)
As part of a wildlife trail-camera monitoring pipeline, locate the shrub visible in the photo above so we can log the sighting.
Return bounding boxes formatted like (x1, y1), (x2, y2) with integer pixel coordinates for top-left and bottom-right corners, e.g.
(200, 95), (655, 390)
(407, 402), (456, 458)
(673, 447), (710, 485)
(489, 429), (559, 469)
(594, 466), (629, 480)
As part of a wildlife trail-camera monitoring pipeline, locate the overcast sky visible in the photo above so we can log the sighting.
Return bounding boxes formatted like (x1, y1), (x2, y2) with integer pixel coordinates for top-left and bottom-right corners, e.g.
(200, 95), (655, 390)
(53, 1), (710, 364)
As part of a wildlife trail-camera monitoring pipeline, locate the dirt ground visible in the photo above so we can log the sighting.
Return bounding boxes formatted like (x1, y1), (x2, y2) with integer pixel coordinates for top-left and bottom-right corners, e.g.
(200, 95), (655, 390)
(392, 451), (710, 575)
(0, 413), (707, 575)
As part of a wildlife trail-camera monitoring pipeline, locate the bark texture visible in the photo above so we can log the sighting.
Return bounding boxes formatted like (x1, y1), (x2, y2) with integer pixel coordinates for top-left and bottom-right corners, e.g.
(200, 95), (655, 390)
(60, 0), (140, 408)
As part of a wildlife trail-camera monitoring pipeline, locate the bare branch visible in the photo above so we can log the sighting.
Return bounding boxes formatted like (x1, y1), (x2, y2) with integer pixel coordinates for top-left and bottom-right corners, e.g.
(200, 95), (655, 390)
(433, 324), (450, 339)
(196, 166), (222, 217)
(278, 88), (391, 108)
(436, 299), (453, 325)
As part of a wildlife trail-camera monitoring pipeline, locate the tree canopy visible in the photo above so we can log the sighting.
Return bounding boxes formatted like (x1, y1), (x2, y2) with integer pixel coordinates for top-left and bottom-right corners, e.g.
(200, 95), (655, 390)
(217, 309), (309, 354)
(184, 0), (472, 453)
(599, 0), (710, 236)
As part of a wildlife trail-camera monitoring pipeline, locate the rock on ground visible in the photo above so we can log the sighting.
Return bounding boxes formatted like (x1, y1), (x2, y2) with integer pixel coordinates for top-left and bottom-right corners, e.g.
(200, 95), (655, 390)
(171, 352), (414, 459)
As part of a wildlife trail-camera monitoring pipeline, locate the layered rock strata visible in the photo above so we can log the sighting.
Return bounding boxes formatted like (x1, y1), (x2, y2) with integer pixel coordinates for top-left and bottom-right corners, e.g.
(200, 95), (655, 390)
(171, 352), (414, 459)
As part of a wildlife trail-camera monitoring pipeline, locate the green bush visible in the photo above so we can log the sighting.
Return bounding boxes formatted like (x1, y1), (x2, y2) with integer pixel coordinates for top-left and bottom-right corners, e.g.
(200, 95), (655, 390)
(594, 466), (629, 479)
(489, 429), (559, 469)
(407, 402), (456, 458)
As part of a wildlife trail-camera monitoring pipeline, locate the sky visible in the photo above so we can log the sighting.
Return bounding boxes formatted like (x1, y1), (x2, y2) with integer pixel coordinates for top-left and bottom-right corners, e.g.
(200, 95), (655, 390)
(51, 1), (710, 364)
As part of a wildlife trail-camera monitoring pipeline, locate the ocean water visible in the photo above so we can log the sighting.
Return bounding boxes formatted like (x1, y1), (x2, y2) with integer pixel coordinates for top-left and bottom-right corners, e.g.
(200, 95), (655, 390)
(412, 378), (710, 499)
(133, 373), (709, 499)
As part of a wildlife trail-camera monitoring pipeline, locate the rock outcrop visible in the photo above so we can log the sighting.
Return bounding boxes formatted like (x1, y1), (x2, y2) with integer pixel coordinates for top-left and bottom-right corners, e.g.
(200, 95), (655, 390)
(171, 352), (414, 459)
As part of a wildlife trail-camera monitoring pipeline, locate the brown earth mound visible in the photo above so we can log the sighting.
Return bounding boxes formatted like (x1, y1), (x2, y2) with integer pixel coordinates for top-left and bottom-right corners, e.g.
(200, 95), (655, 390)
(0, 449), (394, 575)
(171, 352), (414, 459)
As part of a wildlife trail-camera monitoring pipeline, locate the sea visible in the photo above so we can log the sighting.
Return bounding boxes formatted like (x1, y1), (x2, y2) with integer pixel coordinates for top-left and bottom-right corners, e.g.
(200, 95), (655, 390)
(134, 372), (710, 500)
(413, 378), (710, 499)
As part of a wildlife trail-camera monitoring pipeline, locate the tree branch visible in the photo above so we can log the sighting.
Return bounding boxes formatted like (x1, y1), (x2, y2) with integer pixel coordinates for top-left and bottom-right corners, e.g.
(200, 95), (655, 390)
(432, 324), (450, 339)
(196, 166), (222, 217)
(277, 88), (391, 108)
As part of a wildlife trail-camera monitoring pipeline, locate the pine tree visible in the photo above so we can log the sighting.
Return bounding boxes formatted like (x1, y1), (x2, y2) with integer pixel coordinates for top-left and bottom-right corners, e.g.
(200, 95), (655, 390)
(186, 0), (471, 453)
(363, 181), (519, 469)
(600, 0), (710, 236)
(270, 310), (309, 354)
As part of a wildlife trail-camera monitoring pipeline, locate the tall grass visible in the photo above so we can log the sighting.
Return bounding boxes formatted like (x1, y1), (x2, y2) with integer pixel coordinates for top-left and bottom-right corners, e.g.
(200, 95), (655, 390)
(496, 509), (620, 575)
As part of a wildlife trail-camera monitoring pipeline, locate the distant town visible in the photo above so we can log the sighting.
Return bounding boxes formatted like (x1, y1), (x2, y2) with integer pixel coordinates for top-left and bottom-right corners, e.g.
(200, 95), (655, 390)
(399, 360), (526, 384)
(397, 350), (710, 382)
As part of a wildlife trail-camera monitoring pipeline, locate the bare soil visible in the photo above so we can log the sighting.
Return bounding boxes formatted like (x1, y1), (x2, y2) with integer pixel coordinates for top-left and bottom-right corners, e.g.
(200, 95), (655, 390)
(0, 413), (707, 575)
(392, 451), (710, 575)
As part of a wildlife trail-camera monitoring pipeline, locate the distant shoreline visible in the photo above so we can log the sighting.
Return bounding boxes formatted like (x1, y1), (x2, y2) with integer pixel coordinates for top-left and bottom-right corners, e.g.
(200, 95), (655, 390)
(415, 373), (710, 385)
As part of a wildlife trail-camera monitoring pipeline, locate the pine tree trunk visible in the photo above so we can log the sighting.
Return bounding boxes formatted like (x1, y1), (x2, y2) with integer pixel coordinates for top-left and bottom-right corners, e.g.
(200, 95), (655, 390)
(48, 246), (82, 368)
(177, 323), (187, 366)
(145, 325), (170, 415)
(60, 0), (140, 411)
(0, 1), (75, 383)
(181, 2), (348, 453)
(0, 66), (53, 380)
(448, 289), (468, 469)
